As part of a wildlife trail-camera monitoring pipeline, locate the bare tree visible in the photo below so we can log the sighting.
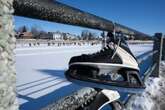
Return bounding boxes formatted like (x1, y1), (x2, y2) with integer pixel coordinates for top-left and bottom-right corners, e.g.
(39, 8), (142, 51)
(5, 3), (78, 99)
(81, 30), (97, 40)
(31, 25), (42, 39)
(17, 25), (29, 33)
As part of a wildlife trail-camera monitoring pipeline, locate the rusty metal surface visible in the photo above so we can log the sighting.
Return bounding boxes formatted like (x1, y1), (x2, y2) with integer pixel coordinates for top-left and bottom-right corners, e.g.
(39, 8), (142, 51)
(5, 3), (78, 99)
(13, 0), (151, 39)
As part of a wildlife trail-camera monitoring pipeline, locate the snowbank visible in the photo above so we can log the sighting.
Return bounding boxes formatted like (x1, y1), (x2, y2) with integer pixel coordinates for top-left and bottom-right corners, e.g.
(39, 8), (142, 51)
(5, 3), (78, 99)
(126, 61), (165, 110)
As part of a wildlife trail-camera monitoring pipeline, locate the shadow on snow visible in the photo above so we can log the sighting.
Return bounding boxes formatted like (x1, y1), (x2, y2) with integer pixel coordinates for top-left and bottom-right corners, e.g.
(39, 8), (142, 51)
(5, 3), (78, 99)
(18, 69), (82, 110)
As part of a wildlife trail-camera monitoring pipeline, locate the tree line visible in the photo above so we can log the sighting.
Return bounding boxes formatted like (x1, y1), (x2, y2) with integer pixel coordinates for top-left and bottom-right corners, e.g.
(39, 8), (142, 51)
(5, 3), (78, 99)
(15, 25), (100, 40)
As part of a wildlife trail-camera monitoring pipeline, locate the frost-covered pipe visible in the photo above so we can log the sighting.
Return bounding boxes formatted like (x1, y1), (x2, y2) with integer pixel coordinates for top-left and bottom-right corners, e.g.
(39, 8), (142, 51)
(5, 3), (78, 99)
(0, 0), (18, 109)
(41, 88), (120, 110)
(13, 0), (151, 39)
(41, 87), (98, 110)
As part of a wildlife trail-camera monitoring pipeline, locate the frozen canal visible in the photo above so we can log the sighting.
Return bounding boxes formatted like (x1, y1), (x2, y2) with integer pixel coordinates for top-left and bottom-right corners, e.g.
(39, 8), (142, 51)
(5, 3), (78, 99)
(15, 43), (153, 110)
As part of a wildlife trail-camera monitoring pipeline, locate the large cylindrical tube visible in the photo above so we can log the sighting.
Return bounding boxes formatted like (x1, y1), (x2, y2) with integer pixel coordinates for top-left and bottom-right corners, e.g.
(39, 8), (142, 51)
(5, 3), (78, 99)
(13, 0), (151, 39)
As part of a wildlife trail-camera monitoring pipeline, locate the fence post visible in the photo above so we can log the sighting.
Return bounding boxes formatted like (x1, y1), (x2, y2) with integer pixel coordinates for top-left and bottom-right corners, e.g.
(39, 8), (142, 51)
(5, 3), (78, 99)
(0, 0), (19, 109)
(162, 36), (165, 60)
(151, 33), (163, 77)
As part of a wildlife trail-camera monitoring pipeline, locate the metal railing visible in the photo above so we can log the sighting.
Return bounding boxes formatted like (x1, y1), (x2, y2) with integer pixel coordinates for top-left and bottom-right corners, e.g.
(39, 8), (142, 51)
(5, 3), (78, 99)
(41, 39), (164, 110)
(13, 0), (151, 40)
(13, 0), (165, 109)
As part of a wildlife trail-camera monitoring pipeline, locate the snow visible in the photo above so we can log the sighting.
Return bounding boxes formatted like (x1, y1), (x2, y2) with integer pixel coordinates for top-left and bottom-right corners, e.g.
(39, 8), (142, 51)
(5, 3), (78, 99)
(126, 62), (165, 110)
(15, 43), (153, 110)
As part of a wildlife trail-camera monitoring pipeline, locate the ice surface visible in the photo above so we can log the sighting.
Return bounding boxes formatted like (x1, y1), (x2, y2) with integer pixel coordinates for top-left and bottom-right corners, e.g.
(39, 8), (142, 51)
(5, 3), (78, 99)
(15, 43), (153, 110)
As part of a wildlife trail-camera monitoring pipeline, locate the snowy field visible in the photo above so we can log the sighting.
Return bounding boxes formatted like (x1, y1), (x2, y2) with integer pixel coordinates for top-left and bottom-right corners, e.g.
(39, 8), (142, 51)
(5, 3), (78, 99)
(15, 43), (153, 110)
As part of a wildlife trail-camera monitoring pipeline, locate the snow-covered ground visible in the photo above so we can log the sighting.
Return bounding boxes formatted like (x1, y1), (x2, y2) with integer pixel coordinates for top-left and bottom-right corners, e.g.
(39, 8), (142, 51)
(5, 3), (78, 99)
(126, 62), (165, 110)
(15, 43), (153, 110)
